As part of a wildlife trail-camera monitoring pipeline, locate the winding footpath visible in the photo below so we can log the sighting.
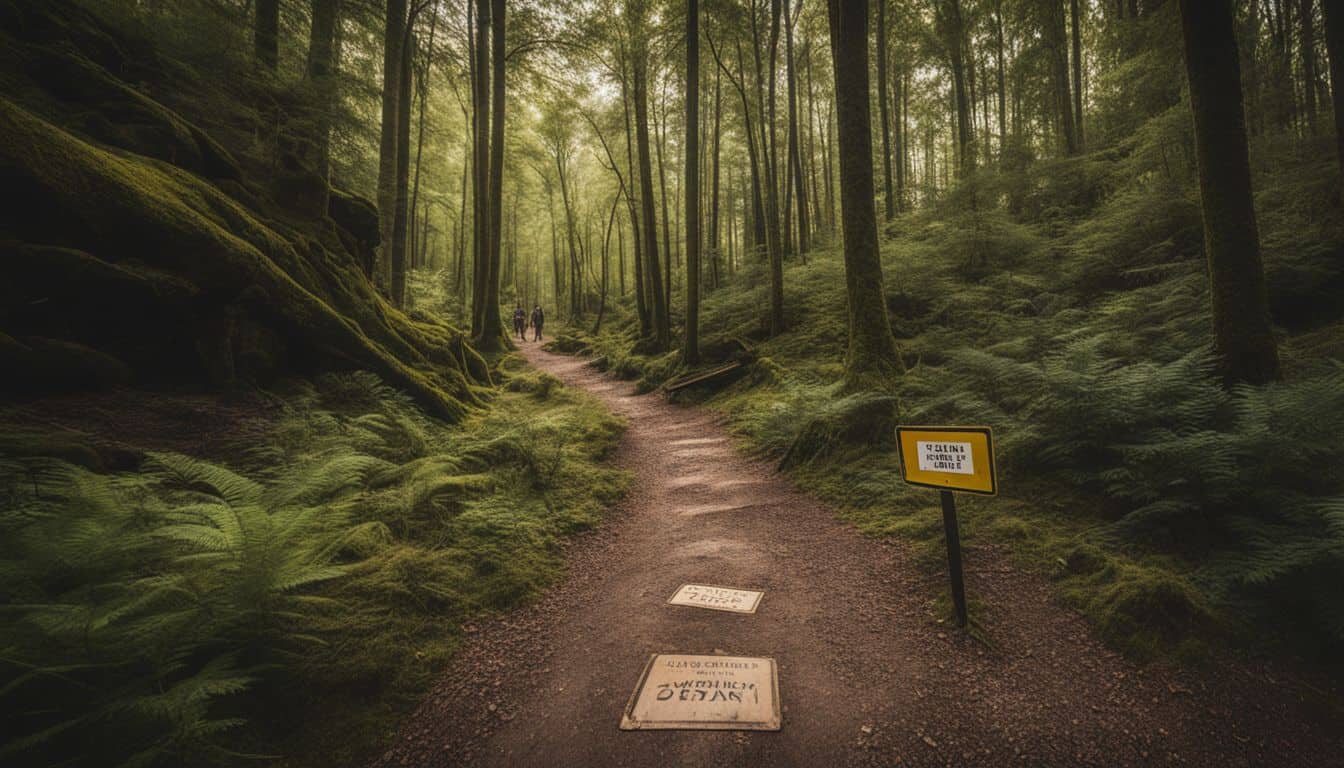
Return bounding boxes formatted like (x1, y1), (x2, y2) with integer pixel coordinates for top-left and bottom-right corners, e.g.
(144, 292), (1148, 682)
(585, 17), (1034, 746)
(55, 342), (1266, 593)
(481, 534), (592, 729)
(373, 343), (1342, 768)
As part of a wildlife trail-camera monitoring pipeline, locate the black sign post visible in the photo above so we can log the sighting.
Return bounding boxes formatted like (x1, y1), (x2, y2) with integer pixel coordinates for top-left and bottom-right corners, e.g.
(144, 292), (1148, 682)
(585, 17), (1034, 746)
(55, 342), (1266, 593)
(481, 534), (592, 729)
(939, 490), (968, 628)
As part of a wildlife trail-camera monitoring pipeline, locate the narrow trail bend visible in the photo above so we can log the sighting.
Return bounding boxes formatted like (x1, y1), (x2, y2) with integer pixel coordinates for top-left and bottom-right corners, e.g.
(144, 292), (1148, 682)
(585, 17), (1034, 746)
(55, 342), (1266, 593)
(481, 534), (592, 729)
(373, 343), (1341, 768)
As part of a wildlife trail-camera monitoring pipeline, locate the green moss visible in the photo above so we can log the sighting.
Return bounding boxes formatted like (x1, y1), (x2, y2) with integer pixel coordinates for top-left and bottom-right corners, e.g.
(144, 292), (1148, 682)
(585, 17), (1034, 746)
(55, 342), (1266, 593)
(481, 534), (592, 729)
(0, 97), (485, 420)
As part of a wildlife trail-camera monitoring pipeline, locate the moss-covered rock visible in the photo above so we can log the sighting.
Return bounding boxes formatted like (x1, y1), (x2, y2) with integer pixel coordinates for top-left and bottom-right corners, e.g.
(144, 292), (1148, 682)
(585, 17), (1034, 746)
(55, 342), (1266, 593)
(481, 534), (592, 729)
(0, 97), (483, 419)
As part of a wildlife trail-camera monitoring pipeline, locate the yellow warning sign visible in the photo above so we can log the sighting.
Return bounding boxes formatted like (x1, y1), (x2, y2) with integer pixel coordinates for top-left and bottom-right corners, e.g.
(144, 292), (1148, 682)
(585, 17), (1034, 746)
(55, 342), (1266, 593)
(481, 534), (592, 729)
(896, 426), (997, 495)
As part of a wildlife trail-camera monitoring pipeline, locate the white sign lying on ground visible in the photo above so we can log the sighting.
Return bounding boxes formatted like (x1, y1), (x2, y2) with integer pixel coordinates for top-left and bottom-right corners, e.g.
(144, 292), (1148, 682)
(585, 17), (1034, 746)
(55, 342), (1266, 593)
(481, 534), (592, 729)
(915, 440), (975, 475)
(667, 584), (764, 614)
(620, 654), (781, 731)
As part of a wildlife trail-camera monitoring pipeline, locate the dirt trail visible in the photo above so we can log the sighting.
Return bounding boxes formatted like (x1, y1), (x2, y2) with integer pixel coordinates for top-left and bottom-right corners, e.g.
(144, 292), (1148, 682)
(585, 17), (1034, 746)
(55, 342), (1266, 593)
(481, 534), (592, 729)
(373, 344), (1342, 768)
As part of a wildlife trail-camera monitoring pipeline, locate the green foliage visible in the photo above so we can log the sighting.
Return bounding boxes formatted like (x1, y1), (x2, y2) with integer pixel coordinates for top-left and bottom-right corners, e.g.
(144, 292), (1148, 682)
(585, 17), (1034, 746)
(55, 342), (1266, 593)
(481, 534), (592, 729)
(0, 372), (626, 767)
(571, 93), (1344, 663)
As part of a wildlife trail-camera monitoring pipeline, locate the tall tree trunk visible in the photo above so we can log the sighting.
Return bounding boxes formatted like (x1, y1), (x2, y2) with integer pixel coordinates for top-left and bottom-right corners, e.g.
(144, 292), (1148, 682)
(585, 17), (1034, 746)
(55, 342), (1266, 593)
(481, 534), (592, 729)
(478, 0), (506, 348)
(653, 89), (673, 321)
(377, 0), (407, 296)
(595, 193), (618, 334)
(391, 28), (414, 308)
(1178, 0), (1281, 385)
(1071, 0), (1085, 150)
(618, 213), (627, 296)
(786, 0), (808, 256)
(803, 33), (824, 229)
(470, 0), (492, 338)
(994, 0), (1007, 167)
(1323, 0), (1344, 204)
(942, 0), (974, 175)
(877, 0), (895, 219)
(710, 67), (723, 289)
(765, 0), (785, 334)
(685, 0), (701, 365)
(408, 1), (439, 295)
(255, 0), (280, 71)
(1052, 0), (1079, 154)
(894, 65), (906, 210)
(828, 0), (903, 388)
(1302, 0), (1319, 135)
(633, 7), (669, 350)
(455, 131), (468, 301)
(306, 0), (340, 187)
(619, 55), (651, 336)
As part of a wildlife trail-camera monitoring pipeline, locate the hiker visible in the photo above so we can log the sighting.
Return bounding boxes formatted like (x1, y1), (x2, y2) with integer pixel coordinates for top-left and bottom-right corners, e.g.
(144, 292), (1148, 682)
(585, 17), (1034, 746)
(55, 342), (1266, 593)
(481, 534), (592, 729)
(530, 304), (545, 342)
(512, 305), (527, 341)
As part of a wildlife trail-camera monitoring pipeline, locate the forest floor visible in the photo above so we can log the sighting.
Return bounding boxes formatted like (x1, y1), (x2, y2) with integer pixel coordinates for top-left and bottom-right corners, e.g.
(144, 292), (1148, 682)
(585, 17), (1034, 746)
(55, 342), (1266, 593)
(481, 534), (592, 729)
(372, 342), (1343, 768)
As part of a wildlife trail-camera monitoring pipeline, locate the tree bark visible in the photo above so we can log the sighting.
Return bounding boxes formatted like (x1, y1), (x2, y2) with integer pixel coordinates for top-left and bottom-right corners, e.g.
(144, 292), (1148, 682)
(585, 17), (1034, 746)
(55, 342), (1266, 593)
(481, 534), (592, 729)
(620, 55), (651, 337)
(407, 2), (439, 299)
(685, 0), (701, 365)
(786, 0), (808, 255)
(377, 0), (407, 296)
(1178, 0), (1281, 385)
(877, 0), (895, 219)
(1302, 0), (1319, 135)
(306, 0), (339, 186)
(765, 0), (785, 334)
(478, 0), (506, 349)
(1323, 0), (1344, 204)
(1052, 0), (1079, 154)
(470, 0), (492, 338)
(994, 0), (1007, 167)
(255, 0), (280, 71)
(1071, 0), (1085, 150)
(710, 67), (723, 289)
(827, 0), (903, 389)
(391, 28), (414, 308)
(633, 3), (669, 350)
(942, 0), (974, 175)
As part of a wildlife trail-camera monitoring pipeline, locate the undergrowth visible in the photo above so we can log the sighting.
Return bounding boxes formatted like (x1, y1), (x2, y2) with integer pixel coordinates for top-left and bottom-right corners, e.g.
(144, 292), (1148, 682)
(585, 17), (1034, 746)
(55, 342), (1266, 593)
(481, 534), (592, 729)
(0, 366), (627, 767)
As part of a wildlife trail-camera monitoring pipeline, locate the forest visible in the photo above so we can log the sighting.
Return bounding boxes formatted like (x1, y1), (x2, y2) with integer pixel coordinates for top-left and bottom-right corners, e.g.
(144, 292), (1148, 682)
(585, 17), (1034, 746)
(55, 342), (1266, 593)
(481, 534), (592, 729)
(2, 0), (1343, 765)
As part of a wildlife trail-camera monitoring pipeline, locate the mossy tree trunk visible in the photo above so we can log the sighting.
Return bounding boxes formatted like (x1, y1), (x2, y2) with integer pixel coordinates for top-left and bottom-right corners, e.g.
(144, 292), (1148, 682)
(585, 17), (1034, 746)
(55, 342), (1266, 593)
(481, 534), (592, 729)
(377, 0), (407, 296)
(1322, 0), (1344, 205)
(255, 0), (280, 71)
(685, 0), (701, 366)
(828, 0), (904, 390)
(1178, 0), (1282, 385)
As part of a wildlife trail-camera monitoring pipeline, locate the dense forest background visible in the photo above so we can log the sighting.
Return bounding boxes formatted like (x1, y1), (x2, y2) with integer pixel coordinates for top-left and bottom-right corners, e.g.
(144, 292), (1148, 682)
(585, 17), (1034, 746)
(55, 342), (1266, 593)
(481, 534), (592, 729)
(2, 0), (1343, 765)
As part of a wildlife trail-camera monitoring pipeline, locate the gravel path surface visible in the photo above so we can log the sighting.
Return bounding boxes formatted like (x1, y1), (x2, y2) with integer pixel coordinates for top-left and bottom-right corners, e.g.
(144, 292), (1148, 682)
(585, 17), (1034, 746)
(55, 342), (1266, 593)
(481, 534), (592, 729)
(372, 343), (1342, 768)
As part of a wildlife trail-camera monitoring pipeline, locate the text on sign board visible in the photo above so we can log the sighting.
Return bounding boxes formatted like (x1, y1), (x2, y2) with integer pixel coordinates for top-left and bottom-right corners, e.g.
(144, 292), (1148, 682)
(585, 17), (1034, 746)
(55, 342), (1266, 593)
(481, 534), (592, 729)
(916, 441), (975, 475)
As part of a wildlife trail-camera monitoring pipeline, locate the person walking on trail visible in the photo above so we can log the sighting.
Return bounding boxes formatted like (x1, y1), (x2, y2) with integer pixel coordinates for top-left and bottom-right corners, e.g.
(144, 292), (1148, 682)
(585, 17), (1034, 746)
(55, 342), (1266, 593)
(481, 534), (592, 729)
(512, 306), (527, 341)
(530, 304), (545, 342)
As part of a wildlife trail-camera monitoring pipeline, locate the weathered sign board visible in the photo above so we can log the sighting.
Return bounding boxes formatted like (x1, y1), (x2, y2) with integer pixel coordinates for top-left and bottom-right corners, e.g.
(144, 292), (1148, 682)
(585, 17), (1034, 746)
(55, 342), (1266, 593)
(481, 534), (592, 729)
(895, 425), (998, 627)
(619, 654), (781, 731)
(895, 426), (997, 495)
(667, 584), (764, 614)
